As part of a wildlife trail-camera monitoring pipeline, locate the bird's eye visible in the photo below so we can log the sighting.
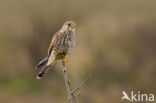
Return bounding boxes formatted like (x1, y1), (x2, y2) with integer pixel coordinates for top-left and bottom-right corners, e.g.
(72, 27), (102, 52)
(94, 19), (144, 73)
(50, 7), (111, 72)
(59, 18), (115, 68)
(67, 24), (71, 27)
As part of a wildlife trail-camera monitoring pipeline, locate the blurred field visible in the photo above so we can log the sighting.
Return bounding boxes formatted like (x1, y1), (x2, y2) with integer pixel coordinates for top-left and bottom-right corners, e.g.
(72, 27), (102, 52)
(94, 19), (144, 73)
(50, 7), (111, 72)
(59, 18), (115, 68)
(0, 0), (156, 103)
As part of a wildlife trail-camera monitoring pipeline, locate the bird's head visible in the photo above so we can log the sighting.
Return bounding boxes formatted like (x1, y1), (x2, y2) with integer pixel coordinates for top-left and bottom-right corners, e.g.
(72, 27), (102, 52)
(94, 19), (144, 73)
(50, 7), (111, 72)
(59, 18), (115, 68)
(61, 21), (76, 32)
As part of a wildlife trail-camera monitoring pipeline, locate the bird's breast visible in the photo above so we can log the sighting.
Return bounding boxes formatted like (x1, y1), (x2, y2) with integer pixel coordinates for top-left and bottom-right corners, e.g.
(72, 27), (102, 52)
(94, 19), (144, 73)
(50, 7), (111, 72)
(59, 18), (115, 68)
(54, 31), (75, 55)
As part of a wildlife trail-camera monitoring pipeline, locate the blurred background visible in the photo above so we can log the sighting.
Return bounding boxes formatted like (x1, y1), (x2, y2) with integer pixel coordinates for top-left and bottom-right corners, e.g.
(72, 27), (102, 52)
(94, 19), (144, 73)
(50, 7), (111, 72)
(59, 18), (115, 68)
(0, 0), (156, 103)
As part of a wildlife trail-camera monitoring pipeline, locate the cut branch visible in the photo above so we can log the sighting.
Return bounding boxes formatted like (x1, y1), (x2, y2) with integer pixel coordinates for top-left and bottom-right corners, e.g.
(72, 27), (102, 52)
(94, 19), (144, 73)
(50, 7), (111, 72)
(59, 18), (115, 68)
(62, 61), (94, 103)
(62, 63), (78, 103)
(71, 72), (94, 94)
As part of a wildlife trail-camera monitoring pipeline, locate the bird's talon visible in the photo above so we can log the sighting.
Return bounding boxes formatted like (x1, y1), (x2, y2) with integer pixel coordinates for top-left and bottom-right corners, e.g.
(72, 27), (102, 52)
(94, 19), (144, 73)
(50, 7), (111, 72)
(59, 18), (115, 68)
(59, 54), (65, 59)
(63, 58), (66, 65)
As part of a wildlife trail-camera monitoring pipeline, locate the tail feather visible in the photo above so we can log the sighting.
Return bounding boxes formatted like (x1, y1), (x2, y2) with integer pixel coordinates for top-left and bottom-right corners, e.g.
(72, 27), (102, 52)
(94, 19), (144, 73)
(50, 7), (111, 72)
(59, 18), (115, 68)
(37, 71), (46, 79)
(36, 57), (48, 69)
(37, 63), (54, 79)
(37, 50), (57, 79)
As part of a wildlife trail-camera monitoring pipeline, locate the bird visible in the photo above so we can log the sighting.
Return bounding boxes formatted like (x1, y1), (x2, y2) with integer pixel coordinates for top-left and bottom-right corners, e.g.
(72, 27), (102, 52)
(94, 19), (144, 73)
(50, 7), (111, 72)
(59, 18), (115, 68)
(36, 21), (76, 79)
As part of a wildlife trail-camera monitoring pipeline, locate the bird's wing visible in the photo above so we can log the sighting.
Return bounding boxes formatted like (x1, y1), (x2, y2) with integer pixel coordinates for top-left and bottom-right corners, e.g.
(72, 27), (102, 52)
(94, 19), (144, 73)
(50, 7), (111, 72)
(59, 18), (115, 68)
(48, 31), (60, 57)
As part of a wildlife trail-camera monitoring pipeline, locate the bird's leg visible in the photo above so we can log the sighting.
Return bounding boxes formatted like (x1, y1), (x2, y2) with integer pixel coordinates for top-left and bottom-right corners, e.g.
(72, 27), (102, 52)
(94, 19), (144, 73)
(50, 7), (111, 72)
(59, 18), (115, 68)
(60, 54), (66, 65)
(63, 56), (66, 65)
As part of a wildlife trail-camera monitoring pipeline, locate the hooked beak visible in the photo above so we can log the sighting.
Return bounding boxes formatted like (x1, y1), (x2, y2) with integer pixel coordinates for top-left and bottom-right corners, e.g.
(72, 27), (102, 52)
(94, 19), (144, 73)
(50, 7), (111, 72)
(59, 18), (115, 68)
(71, 25), (76, 29)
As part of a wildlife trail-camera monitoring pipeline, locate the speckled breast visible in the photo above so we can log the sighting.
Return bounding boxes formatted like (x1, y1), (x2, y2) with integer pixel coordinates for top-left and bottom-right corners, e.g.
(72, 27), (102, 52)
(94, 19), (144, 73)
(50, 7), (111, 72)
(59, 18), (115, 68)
(54, 31), (75, 55)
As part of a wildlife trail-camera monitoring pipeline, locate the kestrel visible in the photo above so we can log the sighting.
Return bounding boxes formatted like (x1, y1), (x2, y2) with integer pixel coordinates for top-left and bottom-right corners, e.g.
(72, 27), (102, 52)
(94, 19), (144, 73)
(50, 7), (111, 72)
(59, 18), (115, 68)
(36, 21), (76, 79)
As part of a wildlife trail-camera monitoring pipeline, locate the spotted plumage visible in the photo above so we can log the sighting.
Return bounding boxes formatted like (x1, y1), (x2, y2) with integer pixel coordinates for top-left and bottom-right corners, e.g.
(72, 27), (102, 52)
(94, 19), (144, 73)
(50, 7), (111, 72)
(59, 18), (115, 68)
(36, 21), (76, 79)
